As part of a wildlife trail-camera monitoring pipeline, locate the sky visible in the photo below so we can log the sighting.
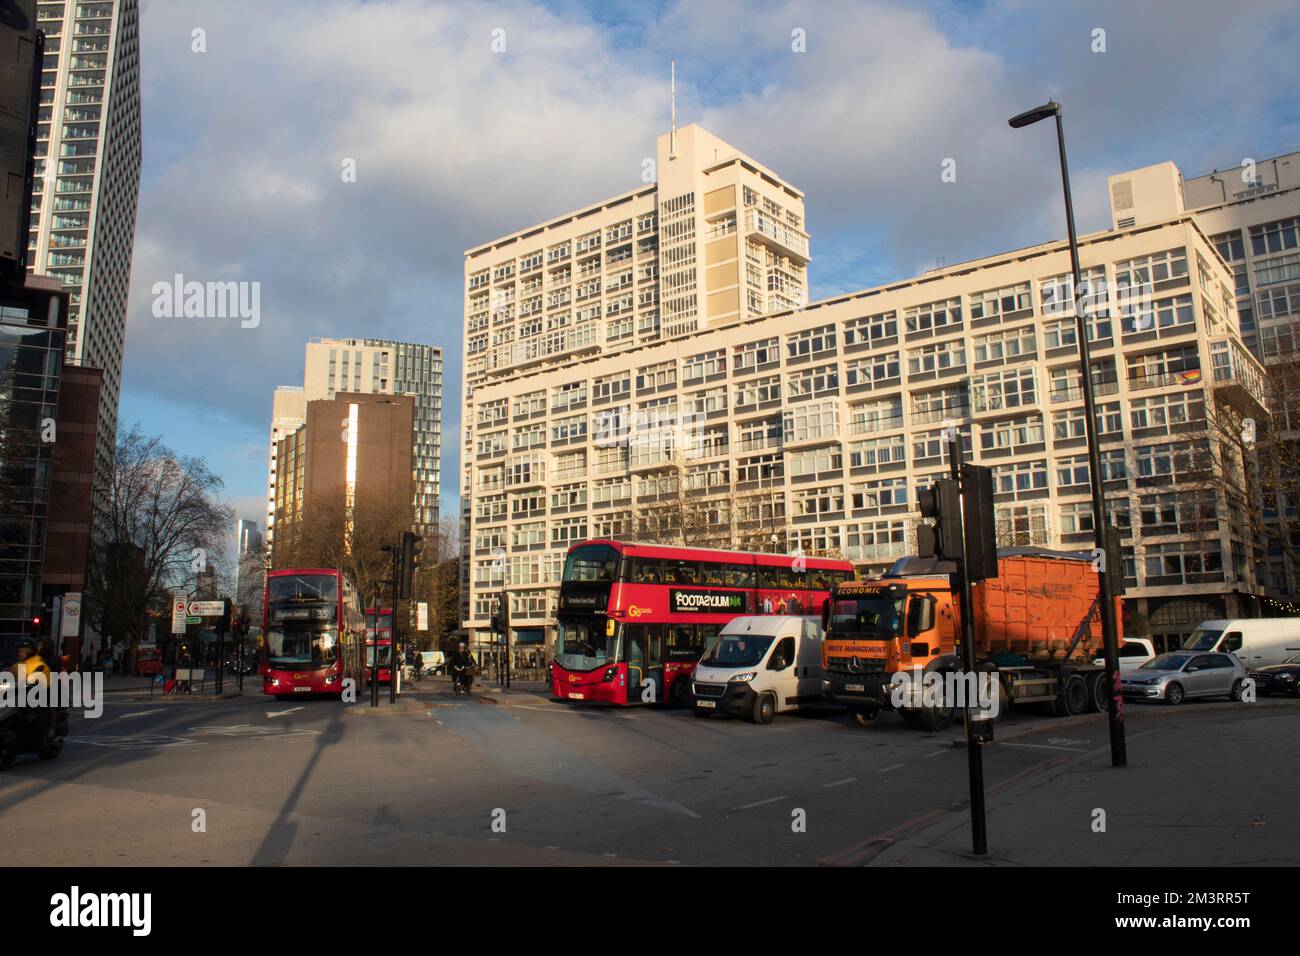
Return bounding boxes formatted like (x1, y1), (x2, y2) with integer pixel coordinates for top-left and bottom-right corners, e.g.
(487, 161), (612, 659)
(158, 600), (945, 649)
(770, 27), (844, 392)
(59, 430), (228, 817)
(117, 0), (1300, 550)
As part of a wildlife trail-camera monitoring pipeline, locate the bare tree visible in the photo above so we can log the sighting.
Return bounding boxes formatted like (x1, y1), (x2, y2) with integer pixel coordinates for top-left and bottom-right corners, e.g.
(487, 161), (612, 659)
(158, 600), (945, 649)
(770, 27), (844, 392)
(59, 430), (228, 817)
(88, 425), (234, 669)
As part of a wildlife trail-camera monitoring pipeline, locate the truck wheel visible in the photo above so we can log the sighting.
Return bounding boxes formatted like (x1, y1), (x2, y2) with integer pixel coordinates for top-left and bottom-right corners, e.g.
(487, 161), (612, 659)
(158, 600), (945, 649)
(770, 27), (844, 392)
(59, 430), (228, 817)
(1086, 672), (1107, 713)
(850, 708), (876, 727)
(1056, 674), (1089, 716)
(1164, 682), (1184, 706)
(901, 705), (953, 732)
(752, 693), (776, 725)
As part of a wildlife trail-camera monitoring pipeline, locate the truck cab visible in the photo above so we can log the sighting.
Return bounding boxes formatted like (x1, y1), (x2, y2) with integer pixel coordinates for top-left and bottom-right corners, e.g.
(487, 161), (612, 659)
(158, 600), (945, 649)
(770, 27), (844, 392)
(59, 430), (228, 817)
(690, 616), (825, 724)
(820, 580), (957, 723)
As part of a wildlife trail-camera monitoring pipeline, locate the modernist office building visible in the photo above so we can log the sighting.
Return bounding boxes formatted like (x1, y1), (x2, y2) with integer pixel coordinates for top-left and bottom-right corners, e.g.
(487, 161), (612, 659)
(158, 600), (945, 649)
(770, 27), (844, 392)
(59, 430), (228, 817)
(29, 0), (141, 512)
(1110, 152), (1300, 596)
(461, 128), (1270, 653)
(460, 125), (813, 638)
(266, 338), (442, 552)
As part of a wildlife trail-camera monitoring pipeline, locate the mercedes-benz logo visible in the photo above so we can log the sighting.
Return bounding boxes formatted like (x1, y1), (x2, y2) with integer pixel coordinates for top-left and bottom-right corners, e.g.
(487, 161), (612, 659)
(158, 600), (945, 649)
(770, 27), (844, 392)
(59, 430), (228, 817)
(849, 656), (863, 673)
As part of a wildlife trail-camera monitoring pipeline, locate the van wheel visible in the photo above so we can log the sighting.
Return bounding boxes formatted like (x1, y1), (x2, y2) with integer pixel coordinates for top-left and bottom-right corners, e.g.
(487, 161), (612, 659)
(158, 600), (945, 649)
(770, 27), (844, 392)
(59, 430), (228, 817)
(1229, 678), (1245, 702)
(752, 693), (776, 725)
(1164, 682), (1184, 706)
(850, 708), (876, 727)
(670, 678), (691, 709)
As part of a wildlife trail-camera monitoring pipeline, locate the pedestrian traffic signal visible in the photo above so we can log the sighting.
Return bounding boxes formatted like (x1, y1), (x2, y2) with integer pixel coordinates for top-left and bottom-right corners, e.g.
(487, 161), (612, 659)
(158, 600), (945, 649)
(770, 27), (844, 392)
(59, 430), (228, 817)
(916, 478), (963, 561)
(1103, 523), (1126, 597)
(399, 530), (423, 600)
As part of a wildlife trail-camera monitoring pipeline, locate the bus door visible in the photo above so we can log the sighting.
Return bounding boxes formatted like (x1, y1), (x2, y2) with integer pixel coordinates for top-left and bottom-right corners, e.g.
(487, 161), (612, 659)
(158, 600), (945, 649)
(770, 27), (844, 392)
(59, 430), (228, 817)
(623, 624), (663, 703)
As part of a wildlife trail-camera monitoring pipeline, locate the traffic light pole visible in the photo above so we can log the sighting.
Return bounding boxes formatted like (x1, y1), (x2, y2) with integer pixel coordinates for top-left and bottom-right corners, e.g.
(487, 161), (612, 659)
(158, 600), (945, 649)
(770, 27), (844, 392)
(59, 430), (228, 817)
(949, 434), (987, 856)
(390, 542), (399, 705)
(1055, 106), (1127, 768)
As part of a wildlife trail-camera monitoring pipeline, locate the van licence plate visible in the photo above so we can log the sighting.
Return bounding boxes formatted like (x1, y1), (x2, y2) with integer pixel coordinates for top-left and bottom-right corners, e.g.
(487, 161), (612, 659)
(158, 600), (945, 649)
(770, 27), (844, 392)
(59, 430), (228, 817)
(568, 692), (583, 699)
(846, 684), (865, 693)
(697, 700), (716, 708)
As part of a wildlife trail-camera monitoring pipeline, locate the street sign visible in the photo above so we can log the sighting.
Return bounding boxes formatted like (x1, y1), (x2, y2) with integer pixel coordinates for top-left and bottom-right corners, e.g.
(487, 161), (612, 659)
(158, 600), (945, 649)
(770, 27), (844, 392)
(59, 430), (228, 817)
(60, 592), (82, 639)
(187, 601), (224, 616)
(417, 602), (428, 632)
(185, 616), (202, 624)
(171, 594), (187, 635)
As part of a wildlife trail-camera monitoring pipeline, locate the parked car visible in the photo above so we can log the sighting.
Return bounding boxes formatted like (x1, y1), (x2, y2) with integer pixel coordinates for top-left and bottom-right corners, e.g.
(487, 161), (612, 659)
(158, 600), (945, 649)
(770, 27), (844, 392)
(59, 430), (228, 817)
(1121, 652), (1247, 705)
(1094, 637), (1155, 673)
(1247, 653), (1300, 696)
(1182, 619), (1300, 669)
(690, 615), (825, 724)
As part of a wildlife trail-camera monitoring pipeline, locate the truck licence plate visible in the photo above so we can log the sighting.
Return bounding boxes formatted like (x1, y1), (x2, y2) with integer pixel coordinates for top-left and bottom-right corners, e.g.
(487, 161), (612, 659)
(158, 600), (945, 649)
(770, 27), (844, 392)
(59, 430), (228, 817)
(846, 684), (865, 692)
(697, 700), (716, 708)
(568, 692), (583, 699)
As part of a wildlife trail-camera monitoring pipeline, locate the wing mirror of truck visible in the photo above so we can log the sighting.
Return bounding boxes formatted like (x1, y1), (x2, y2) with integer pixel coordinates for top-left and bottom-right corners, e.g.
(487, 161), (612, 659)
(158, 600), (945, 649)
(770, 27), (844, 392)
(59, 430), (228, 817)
(821, 598), (831, 632)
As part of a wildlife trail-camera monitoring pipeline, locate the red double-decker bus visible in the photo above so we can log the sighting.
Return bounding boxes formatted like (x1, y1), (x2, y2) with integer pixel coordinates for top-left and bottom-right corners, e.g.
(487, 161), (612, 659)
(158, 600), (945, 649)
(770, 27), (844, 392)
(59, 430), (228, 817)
(262, 568), (364, 698)
(365, 607), (394, 684)
(551, 540), (854, 706)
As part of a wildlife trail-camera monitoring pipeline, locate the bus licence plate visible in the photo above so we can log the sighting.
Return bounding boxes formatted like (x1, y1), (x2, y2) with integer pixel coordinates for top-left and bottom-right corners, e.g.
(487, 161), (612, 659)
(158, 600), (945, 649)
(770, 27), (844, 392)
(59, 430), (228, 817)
(294, 686), (312, 692)
(697, 700), (715, 708)
(568, 692), (583, 699)
(846, 684), (865, 692)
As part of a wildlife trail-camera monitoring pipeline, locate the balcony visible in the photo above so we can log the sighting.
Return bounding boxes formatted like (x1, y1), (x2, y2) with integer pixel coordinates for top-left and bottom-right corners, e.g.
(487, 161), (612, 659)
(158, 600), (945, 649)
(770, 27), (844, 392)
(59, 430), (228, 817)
(745, 209), (810, 264)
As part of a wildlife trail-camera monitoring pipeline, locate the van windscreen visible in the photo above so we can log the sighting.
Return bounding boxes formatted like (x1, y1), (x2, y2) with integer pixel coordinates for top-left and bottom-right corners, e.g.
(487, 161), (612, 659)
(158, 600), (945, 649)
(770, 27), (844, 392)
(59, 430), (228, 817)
(1182, 627), (1222, 652)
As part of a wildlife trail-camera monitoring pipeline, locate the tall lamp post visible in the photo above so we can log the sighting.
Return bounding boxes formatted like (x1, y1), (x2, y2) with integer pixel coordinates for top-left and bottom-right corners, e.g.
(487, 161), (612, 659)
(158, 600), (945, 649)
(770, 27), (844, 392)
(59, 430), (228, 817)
(1009, 100), (1126, 767)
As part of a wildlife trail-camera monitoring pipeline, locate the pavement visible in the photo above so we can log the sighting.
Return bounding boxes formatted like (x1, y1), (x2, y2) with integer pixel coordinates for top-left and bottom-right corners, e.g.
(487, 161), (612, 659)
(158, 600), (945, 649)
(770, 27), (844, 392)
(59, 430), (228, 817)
(1, 678), (1294, 866)
(861, 699), (1300, 867)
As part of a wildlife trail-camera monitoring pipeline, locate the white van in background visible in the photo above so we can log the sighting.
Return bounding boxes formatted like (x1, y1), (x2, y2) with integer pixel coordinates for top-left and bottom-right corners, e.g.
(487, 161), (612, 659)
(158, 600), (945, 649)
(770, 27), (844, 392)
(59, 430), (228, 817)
(1094, 637), (1156, 673)
(1182, 619), (1300, 669)
(689, 616), (825, 724)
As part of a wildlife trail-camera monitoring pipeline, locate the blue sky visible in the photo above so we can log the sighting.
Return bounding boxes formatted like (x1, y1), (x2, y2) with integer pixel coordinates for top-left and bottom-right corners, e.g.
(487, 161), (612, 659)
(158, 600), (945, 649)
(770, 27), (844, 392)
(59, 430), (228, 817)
(118, 0), (1300, 547)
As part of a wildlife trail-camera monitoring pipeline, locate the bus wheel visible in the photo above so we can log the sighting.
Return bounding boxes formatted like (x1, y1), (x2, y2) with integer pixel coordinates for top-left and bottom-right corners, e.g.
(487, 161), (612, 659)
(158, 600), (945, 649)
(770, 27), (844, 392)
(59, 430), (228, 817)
(752, 693), (776, 725)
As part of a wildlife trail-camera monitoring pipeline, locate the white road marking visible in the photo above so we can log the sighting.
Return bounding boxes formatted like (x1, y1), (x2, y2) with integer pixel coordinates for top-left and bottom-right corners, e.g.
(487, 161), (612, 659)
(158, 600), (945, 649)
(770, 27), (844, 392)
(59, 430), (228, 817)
(879, 763), (905, 773)
(120, 709), (165, 719)
(822, 777), (857, 788)
(924, 749), (947, 758)
(1000, 741), (1090, 753)
(735, 795), (788, 810)
(267, 707), (304, 719)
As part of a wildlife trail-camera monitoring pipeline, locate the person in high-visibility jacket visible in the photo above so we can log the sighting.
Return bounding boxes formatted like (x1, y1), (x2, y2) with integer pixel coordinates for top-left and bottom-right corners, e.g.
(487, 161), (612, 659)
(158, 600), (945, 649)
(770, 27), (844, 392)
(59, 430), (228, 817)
(11, 639), (50, 686)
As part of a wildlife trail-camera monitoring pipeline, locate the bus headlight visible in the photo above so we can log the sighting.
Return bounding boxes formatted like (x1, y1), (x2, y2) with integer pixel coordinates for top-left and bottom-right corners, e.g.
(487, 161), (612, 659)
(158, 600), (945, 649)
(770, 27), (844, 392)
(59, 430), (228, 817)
(730, 672), (756, 683)
(324, 675), (337, 685)
(603, 666), (618, 682)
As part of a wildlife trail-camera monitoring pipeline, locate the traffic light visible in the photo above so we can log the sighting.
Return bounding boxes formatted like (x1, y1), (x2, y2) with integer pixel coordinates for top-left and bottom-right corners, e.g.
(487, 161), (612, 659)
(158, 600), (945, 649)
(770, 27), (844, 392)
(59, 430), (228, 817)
(961, 464), (998, 582)
(491, 591), (509, 639)
(399, 530), (423, 600)
(218, 598), (232, 634)
(916, 478), (963, 560)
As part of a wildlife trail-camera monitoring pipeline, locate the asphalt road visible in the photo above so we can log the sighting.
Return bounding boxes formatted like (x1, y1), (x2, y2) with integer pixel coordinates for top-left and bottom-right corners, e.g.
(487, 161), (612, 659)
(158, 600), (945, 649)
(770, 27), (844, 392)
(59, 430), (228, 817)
(1, 679), (1293, 865)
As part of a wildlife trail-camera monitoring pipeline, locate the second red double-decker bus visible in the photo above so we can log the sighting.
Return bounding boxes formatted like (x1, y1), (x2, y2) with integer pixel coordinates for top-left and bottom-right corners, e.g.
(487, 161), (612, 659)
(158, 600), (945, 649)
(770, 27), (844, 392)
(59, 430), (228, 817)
(365, 607), (394, 684)
(263, 568), (364, 698)
(551, 540), (854, 706)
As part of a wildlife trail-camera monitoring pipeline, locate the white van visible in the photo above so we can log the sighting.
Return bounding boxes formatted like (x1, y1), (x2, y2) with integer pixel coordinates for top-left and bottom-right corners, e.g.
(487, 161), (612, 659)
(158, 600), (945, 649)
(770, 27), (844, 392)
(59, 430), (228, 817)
(1182, 619), (1300, 668)
(689, 616), (825, 724)
(1093, 637), (1156, 673)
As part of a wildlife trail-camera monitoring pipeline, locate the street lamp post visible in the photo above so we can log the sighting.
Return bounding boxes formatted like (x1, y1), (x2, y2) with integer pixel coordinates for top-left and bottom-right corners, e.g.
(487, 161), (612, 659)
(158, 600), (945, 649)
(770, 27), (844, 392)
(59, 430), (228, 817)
(1010, 100), (1126, 767)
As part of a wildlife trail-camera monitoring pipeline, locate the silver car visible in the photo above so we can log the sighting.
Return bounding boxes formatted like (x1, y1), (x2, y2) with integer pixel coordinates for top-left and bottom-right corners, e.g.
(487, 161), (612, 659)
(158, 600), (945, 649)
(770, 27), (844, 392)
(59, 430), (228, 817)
(1120, 651), (1247, 705)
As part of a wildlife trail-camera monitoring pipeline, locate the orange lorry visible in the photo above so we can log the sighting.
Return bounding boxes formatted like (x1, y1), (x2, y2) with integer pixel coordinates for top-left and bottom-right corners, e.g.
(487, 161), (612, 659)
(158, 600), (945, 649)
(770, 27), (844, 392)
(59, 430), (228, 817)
(821, 549), (1123, 728)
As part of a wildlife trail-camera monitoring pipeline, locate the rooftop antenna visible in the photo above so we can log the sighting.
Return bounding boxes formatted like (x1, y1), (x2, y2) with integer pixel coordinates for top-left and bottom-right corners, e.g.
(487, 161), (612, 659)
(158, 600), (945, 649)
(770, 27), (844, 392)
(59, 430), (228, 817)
(670, 60), (677, 159)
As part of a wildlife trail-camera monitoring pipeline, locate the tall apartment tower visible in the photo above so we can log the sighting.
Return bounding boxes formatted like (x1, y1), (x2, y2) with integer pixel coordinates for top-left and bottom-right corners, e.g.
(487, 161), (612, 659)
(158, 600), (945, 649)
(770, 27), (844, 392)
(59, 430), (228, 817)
(460, 125), (811, 622)
(266, 338), (442, 553)
(28, 0), (142, 514)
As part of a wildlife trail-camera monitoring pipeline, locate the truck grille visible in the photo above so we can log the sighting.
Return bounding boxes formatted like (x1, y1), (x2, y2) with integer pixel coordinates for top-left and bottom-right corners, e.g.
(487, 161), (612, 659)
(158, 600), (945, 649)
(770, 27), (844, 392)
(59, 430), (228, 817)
(692, 682), (726, 698)
(826, 655), (886, 678)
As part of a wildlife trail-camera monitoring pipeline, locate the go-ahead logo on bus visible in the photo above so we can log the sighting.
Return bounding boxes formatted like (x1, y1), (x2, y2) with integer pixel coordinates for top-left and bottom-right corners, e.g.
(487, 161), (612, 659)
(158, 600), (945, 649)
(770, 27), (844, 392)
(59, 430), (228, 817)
(670, 588), (746, 613)
(626, 605), (651, 618)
